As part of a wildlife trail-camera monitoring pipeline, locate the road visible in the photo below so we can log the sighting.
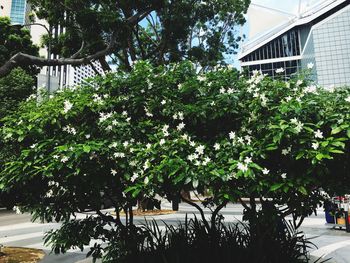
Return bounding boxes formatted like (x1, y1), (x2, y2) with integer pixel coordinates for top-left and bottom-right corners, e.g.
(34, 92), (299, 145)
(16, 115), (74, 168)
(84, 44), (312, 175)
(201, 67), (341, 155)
(1, 203), (350, 263)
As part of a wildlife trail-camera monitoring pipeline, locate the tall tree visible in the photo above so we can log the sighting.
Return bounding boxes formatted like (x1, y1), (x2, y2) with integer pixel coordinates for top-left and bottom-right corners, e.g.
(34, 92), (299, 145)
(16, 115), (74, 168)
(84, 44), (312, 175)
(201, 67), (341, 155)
(0, 17), (39, 76)
(0, 0), (250, 76)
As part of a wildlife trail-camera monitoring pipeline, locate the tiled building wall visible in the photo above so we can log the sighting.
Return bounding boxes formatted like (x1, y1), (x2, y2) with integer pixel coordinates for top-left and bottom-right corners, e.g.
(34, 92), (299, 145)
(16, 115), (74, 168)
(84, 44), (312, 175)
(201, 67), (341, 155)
(312, 6), (350, 87)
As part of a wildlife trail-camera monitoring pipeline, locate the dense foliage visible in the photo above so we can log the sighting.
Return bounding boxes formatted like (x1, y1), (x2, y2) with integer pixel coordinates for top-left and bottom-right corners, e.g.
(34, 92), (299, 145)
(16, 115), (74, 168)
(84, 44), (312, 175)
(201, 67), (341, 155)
(0, 17), (39, 76)
(0, 68), (35, 208)
(1, 61), (349, 260)
(28, 0), (249, 70)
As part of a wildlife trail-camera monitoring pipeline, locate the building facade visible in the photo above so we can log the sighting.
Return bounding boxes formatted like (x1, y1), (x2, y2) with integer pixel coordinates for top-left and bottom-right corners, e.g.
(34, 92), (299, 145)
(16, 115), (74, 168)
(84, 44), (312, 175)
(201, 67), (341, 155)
(239, 0), (350, 87)
(0, 0), (30, 24)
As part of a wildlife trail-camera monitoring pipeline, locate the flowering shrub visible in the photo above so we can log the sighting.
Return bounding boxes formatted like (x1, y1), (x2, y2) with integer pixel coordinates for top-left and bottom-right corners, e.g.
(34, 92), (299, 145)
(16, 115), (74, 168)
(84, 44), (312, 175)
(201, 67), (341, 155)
(0, 61), (349, 259)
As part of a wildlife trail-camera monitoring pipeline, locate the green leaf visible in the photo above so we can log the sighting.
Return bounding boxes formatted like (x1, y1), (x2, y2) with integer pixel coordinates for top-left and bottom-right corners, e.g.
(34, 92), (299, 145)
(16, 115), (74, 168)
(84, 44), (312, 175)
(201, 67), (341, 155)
(329, 149), (344, 154)
(83, 145), (91, 153)
(298, 186), (308, 195)
(270, 183), (284, 192)
(184, 177), (191, 185)
(331, 127), (342, 135)
(316, 153), (324, 160)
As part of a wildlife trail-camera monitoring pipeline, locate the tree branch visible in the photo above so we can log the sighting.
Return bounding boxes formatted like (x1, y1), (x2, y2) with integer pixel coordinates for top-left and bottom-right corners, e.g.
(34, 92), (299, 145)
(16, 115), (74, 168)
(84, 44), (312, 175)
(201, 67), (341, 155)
(211, 200), (228, 228)
(238, 197), (251, 211)
(180, 191), (210, 230)
(0, 6), (155, 78)
(0, 33), (116, 78)
(70, 41), (85, 59)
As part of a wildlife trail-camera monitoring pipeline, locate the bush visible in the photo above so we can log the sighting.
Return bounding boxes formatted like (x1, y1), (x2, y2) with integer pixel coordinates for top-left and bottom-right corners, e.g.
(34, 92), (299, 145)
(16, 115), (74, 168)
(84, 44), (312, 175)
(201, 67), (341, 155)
(0, 61), (349, 260)
(102, 216), (314, 263)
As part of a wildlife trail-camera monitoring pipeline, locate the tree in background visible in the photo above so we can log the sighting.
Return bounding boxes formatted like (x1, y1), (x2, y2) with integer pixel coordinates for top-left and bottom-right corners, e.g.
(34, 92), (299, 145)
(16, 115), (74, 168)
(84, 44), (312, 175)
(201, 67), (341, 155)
(0, 0), (250, 76)
(0, 17), (39, 77)
(0, 16), (38, 207)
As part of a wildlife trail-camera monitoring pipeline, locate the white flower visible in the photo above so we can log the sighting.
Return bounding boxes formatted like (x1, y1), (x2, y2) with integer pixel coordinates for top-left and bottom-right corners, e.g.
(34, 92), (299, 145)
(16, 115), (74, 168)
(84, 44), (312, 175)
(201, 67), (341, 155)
(237, 162), (248, 172)
(177, 122), (185, 131)
(130, 161), (137, 167)
(181, 134), (189, 141)
(173, 113), (178, 120)
(197, 75), (206, 82)
(189, 141), (196, 147)
(285, 96), (292, 102)
(214, 143), (220, 151)
(220, 88), (226, 94)
(114, 152), (125, 158)
(146, 143), (152, 149)
(187, 154), (195, 162)
(162, 125), (169, 132)
(229, 131), (236, 140)
(111, 169), (117, 176)
(290, 118), (298, 124)
(307, 62), (314, 69)
(163, 130), (169, 137)
(161, 99), (167, 105)
(281, 173), (287, 179)
(275, 68), (285, 74)
(123, 141), (129, 148)
(345, 96), (350, 103)
(178, 112), (184, 120)
(143, 160), (150, 170)
(30, 143), (37, 149)
(63, 100), (73, 113)
(210, 101), (215, 106)
(312, 142), (319, 150)
(144, 177), (150, 185)
(195, 145), (205, 155)
(159, 139), (166, 145)
(244, 157), (252, 164)
(262, 168), (269, 175)
(110, 142), (118, 148)
(53, 155), (60, 160)
(296, 80), (303, 86)
(131, 172), (139, 182)
(122, 111), (128, 116)
(61, 156), (69, 163)
(85, 134), (91, 139)
(305, 85), (317, 93)
(314, 129), (323, 139)
(237, 137), (244, 144)
(126, 117), (131, 122)
(227, 88), (234, 94)
(282, 149), (289, 155)
(295, 122), (304, 133)
(202, 157), (211, 166)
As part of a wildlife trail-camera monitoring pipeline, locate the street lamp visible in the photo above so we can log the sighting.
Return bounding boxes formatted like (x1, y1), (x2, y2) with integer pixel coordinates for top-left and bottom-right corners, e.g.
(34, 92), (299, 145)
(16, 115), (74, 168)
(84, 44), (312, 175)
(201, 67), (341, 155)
(12, 22), (52, 93)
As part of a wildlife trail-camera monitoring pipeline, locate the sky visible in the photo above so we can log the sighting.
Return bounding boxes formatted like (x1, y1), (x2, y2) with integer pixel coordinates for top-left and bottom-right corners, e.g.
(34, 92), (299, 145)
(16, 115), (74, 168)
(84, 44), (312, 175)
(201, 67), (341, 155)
(252, 0), (322, 14)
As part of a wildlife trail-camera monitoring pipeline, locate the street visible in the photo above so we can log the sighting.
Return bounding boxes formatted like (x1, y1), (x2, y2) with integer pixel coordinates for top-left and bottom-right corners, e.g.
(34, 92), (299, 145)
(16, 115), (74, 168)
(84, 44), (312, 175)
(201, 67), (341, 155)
(1, 203), (350, 263)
